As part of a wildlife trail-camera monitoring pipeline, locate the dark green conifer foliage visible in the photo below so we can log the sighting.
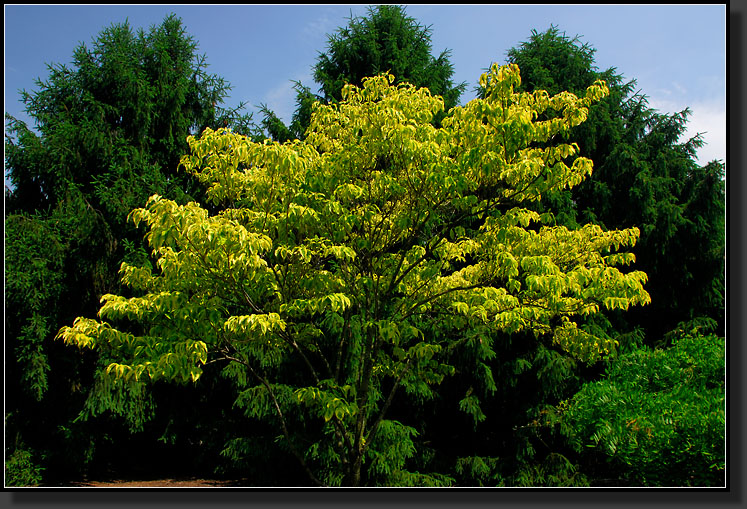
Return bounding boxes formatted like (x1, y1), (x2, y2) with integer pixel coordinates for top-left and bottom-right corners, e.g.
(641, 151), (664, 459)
(4, 14), (256, 482)
(313, 5), (465, 108)
(262, 5), (466, 141)
(499, 26), (725, 486)
(440, 26), (725, 487)
(503, 26), (725, 340)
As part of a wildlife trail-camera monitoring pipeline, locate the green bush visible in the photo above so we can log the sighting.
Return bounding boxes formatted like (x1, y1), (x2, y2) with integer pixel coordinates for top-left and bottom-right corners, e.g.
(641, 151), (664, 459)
(555, 331), (725, 486)
(5, 448), (44, 487)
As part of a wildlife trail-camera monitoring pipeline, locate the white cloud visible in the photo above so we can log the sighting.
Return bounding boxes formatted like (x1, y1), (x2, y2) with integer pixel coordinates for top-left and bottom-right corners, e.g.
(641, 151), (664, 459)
(684, 100), (727, 165)
(647, 95), (726, 167)
(300, 6), (366, 44)
(255, 8), (358, 125)
(672, 81), (688, 96)
(258, 80), (296, 125)
(301, 14), (335, 42)
(260, 70), (315, 125)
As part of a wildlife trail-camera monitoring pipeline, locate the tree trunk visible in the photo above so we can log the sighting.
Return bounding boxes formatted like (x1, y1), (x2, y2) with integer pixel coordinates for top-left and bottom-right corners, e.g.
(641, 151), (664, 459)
(344, 453), (363, 487)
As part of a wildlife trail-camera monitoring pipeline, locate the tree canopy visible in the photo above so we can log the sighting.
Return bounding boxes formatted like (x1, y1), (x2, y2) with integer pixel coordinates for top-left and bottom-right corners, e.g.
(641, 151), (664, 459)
(262, 5), (466, 142)
(501, 26), (725, 340)
(5, 14), (255, 216)
(60, 64), (653, 486)
(6, 13), (725, 488)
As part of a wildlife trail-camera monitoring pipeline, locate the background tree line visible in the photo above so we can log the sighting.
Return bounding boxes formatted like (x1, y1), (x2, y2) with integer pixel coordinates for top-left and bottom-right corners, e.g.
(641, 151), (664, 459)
(5, 6), (724, 487)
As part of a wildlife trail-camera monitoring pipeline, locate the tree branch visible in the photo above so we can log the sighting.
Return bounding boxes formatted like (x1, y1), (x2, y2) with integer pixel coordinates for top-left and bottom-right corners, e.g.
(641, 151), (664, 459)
(223, 352), (327, 487)
(362, 356), (413, 454)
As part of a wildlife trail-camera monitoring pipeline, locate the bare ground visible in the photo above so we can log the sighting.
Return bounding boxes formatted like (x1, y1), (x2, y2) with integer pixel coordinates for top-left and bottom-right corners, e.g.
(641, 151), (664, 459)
(62, 477), (250, 487)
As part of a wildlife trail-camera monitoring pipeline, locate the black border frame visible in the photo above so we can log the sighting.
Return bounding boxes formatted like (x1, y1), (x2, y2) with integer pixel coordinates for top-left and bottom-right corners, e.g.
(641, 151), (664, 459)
(3, 2), (741, 507)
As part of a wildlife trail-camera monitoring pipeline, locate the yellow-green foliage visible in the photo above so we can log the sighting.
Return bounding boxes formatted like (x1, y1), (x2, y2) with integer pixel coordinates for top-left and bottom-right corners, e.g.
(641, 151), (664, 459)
(59, 64), (650, 486)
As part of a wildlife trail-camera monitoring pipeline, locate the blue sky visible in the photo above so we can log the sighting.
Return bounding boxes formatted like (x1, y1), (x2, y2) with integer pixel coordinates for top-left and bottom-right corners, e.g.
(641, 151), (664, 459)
(5, 4), (727, 176)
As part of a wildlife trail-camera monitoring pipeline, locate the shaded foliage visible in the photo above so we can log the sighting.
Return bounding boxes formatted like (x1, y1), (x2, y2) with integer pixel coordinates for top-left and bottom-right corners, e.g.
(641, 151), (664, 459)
(548, 326), (725, 486)
(4, 446), (44, 487)
(4, 13), (258, 484)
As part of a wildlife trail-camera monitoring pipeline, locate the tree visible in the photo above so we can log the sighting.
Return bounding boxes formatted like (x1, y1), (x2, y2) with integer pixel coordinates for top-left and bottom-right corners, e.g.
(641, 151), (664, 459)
(60, 64), (653, 486)
(503, 26), (725, 340)
(455, 26), (725, 486)
(4, 13), (257, 482)
(262, 5), (466, 141)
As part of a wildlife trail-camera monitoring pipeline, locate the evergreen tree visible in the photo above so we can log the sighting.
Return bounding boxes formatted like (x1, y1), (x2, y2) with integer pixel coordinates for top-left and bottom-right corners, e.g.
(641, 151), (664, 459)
(440, 26), (725, 487)
(262, 5), (466, 141)
(4, 13), (257, 483)
(502, 26), (725, 341)
(490, 26), (724, 486)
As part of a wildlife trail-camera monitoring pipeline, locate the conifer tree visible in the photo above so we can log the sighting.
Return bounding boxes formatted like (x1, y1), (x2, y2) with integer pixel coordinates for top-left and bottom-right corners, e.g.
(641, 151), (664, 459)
(457, 26), (726, 487)
(262, 5), (466, 141)
(503, 26), (725, 340)
(4, 13), (257, 483)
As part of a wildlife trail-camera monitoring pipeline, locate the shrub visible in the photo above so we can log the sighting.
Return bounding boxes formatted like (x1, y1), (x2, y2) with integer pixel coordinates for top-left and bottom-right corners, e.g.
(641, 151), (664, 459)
(5, 447), (44, 487)
(553, 330), (725, 486)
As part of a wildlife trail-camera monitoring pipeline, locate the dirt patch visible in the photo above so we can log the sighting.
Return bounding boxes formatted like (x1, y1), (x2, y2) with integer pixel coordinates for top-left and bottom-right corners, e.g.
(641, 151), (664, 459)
(65, 477), (248, 487)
